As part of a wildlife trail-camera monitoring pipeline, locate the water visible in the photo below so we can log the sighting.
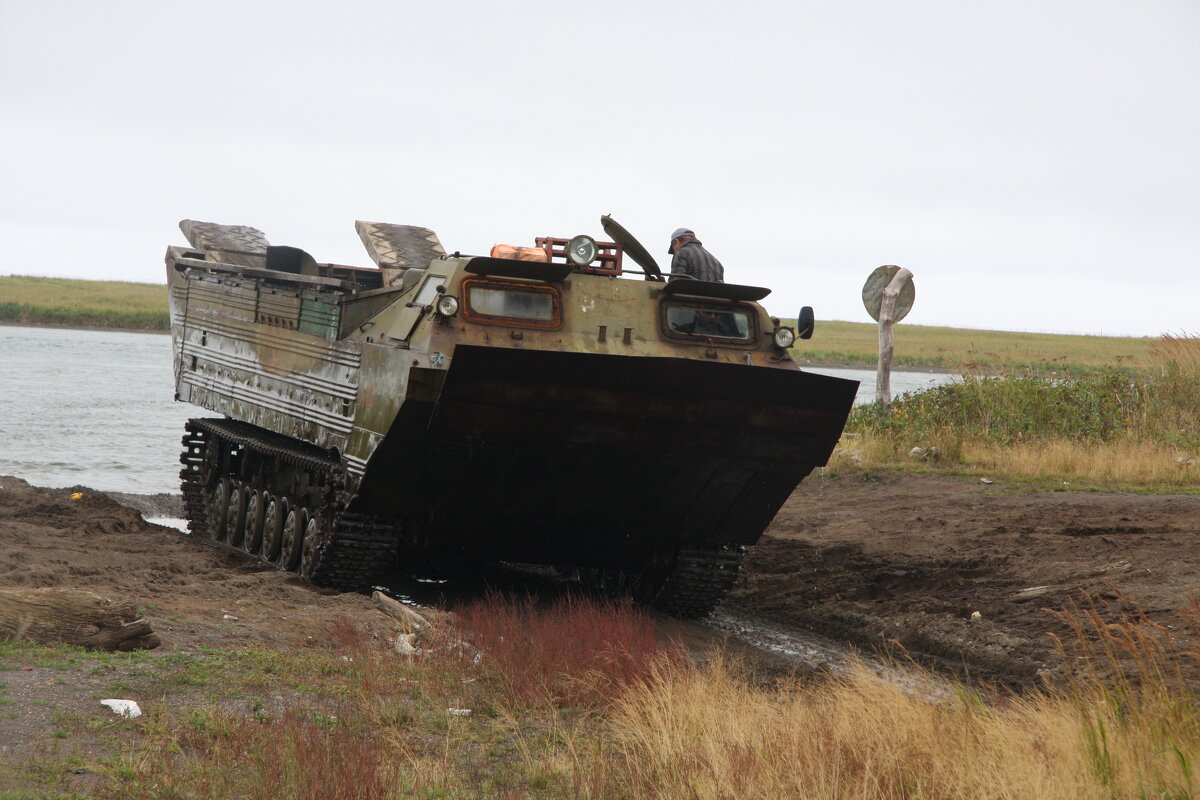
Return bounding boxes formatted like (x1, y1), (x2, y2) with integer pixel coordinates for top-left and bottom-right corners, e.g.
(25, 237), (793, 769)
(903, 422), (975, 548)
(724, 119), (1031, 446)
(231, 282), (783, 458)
(0, 325), (957, 496)
(804, 365), (957, 405)
(0, 326), (193, 494)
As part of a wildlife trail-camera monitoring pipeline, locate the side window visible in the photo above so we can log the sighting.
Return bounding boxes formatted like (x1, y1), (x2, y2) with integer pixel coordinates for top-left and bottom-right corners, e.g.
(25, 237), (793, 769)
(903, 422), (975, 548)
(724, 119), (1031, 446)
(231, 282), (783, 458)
(414, 275), (447, 306)
(393, 273), (448, 341)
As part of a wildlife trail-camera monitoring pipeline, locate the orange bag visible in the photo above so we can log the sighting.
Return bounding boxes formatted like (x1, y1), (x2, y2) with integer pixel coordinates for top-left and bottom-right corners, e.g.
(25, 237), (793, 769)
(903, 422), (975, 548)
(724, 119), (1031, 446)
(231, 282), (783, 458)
(490, 244), (549, 262)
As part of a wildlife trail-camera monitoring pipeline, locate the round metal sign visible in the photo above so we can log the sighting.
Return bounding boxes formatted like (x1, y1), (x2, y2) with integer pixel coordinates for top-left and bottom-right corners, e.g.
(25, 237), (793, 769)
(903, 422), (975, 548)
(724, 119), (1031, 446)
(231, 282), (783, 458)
(861, 265), (915, 323)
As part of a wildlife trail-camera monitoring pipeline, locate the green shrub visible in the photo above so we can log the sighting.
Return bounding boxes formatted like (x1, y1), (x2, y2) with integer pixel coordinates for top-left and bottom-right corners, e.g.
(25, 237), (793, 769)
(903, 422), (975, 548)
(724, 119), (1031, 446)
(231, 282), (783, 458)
(850, 371), (1146, 445)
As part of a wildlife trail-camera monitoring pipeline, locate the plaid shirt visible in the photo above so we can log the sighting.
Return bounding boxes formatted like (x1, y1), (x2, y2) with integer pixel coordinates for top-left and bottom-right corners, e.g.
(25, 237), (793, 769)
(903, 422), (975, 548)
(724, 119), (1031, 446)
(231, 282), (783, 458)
(669, 240), (724, 283)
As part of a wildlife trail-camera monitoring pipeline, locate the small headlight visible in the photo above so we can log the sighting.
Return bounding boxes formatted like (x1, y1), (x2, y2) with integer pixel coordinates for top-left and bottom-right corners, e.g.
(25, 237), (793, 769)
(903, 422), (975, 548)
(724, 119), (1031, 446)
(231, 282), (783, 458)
(773, 327), (796, 349)
(435, 294), (459, 317)
(565, 234), (598, 267)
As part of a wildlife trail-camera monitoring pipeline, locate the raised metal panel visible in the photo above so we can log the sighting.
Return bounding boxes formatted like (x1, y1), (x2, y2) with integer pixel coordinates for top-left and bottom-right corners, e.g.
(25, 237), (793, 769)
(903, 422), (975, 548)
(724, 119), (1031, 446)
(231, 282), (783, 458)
(179, 220), (269, 268)
(177, 269), (362, 452)
(299, 295), (340, 338)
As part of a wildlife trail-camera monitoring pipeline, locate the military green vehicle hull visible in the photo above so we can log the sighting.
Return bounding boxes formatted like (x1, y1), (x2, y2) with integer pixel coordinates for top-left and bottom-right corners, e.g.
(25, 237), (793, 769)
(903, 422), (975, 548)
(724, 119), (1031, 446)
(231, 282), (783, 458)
(167, 220), (857, 617)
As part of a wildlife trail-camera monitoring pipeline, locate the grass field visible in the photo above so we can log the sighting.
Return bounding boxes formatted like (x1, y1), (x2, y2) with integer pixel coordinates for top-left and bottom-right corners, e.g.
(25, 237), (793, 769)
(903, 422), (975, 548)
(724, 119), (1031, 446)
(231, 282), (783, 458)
(0, 276), (169, 330)
(794, 319), (1159, 375)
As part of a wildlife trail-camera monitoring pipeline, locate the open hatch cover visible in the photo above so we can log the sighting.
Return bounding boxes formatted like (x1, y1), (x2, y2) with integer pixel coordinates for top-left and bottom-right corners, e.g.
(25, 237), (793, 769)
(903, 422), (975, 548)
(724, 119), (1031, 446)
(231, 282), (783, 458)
(601, 214), (663, 280)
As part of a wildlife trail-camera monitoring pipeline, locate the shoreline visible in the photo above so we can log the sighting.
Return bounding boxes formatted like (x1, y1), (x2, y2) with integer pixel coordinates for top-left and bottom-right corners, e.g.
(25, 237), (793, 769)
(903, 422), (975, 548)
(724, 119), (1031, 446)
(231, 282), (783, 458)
(0, 319), (169, 335)
(0, 321), (958, 374)
(795, 360), (951, 374)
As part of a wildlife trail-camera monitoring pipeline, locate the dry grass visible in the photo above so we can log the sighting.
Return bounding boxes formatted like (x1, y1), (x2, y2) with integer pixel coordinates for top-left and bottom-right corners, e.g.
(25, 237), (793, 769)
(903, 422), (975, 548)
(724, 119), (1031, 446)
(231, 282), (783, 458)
(1148, 333), (1200, 371)
(595, 593), (1200, 800)
(592, 644), (1200, 799)
(1142, 334), (1200, 442)
(840, 435), (1199, 490)
(962, 439), (1197, 488)
(600, 657), (1094, 799)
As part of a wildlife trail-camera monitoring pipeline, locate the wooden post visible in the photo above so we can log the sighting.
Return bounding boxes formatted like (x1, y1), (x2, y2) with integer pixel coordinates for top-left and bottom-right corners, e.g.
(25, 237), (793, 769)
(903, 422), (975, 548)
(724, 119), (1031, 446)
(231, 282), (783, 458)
(876, 268), (913, 407)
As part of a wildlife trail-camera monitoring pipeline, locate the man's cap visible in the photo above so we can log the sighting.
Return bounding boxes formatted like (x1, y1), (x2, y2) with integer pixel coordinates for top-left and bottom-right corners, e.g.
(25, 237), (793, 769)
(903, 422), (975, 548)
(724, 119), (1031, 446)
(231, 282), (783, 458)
(667, 228), (695, 254)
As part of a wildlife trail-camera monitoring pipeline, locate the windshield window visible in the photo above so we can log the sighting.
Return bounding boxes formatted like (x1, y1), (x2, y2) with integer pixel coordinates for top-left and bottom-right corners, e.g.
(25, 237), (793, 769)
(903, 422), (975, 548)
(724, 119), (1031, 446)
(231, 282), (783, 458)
(463, 279), (561, 328)
(665, 305), (751, 340)
(470, 287), (554, 321)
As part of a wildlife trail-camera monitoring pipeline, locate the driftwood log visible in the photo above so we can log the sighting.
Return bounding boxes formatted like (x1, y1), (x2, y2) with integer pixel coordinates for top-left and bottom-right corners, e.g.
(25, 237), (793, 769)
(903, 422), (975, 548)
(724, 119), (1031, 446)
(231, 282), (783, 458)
(371, 590), (433, 635)
(0, 588), (161, 651)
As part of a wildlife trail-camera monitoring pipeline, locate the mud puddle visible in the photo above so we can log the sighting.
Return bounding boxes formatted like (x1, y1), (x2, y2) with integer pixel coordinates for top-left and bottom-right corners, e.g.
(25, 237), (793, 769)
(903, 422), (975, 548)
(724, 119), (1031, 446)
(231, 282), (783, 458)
(708, 607), (859, 672)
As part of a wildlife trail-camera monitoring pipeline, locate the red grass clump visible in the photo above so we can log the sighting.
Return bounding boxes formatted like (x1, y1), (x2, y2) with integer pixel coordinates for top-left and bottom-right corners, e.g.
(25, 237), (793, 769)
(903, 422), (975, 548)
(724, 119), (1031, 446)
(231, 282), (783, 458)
(325, 611), (376, 651)
(448, 592), (681, 709)
(251, 713), (395, 800)
(97, 710), (398, 800)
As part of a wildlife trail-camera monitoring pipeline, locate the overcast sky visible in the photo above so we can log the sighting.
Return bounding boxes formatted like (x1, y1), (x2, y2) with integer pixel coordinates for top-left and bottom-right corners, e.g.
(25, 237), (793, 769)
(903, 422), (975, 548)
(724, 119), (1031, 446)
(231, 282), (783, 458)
(1, 0), (1196, 337)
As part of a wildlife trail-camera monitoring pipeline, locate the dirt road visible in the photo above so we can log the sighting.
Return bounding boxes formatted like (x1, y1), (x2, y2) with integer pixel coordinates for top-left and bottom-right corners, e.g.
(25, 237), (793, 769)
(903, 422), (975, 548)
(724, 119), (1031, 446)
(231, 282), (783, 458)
(2, 472), (1198, 686)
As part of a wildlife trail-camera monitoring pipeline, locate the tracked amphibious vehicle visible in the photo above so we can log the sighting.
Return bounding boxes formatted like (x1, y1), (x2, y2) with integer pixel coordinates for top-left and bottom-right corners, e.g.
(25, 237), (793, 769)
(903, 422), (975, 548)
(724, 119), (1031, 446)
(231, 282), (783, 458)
(166, 217), (857, 617)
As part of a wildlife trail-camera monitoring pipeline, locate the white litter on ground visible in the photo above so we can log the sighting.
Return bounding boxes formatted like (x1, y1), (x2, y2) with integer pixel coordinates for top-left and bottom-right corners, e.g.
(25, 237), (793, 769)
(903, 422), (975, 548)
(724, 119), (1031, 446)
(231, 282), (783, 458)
(100, 699), (142, 718)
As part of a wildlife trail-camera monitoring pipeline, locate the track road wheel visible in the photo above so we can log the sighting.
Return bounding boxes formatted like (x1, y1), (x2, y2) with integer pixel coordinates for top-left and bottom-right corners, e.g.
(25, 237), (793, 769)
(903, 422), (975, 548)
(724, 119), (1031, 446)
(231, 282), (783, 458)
(260, 495), (285, 563)
(209, 479), (231, 542)
(299, 514), (323, 578)
(242, 489), (265, 555)
(572, 565), (666, 606)
(280, 505), (307, 572)
(226, 482), (247, 548)
(651, 545), (746, 619)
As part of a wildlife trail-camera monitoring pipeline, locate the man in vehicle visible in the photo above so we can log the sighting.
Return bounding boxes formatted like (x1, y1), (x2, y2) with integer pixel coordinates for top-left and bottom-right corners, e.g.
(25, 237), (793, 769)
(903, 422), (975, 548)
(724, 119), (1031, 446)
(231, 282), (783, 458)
(667, 228), (724, 283)
(674, 308), (743, 337)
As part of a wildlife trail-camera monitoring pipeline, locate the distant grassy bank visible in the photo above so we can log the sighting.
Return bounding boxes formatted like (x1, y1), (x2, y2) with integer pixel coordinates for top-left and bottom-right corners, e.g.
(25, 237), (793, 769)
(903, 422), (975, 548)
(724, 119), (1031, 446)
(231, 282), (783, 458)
(793, 319), (1158, 376)
(0, 275), (169, 331)
(2, 276), (1159, 373)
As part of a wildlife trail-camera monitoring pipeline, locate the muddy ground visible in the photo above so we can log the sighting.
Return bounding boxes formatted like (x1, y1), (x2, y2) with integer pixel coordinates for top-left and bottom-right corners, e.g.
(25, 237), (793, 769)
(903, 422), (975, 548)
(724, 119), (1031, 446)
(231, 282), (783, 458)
(2, 472), (1199, 688)
(731, 471), (1200, 686)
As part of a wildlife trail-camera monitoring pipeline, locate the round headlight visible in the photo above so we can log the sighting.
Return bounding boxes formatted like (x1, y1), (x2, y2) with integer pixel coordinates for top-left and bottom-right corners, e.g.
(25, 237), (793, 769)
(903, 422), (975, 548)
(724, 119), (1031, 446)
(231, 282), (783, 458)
(773, 327), (796, 349)
(435, 294), (459, 317)
(565, 235), (598, 267)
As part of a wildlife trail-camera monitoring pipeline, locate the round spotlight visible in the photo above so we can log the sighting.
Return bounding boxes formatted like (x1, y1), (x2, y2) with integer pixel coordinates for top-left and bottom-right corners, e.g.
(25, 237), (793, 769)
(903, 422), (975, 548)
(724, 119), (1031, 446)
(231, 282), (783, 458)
(565, 235), (598, 267)
(773, 327), (796, 349)
(435, 294), (459, 317)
